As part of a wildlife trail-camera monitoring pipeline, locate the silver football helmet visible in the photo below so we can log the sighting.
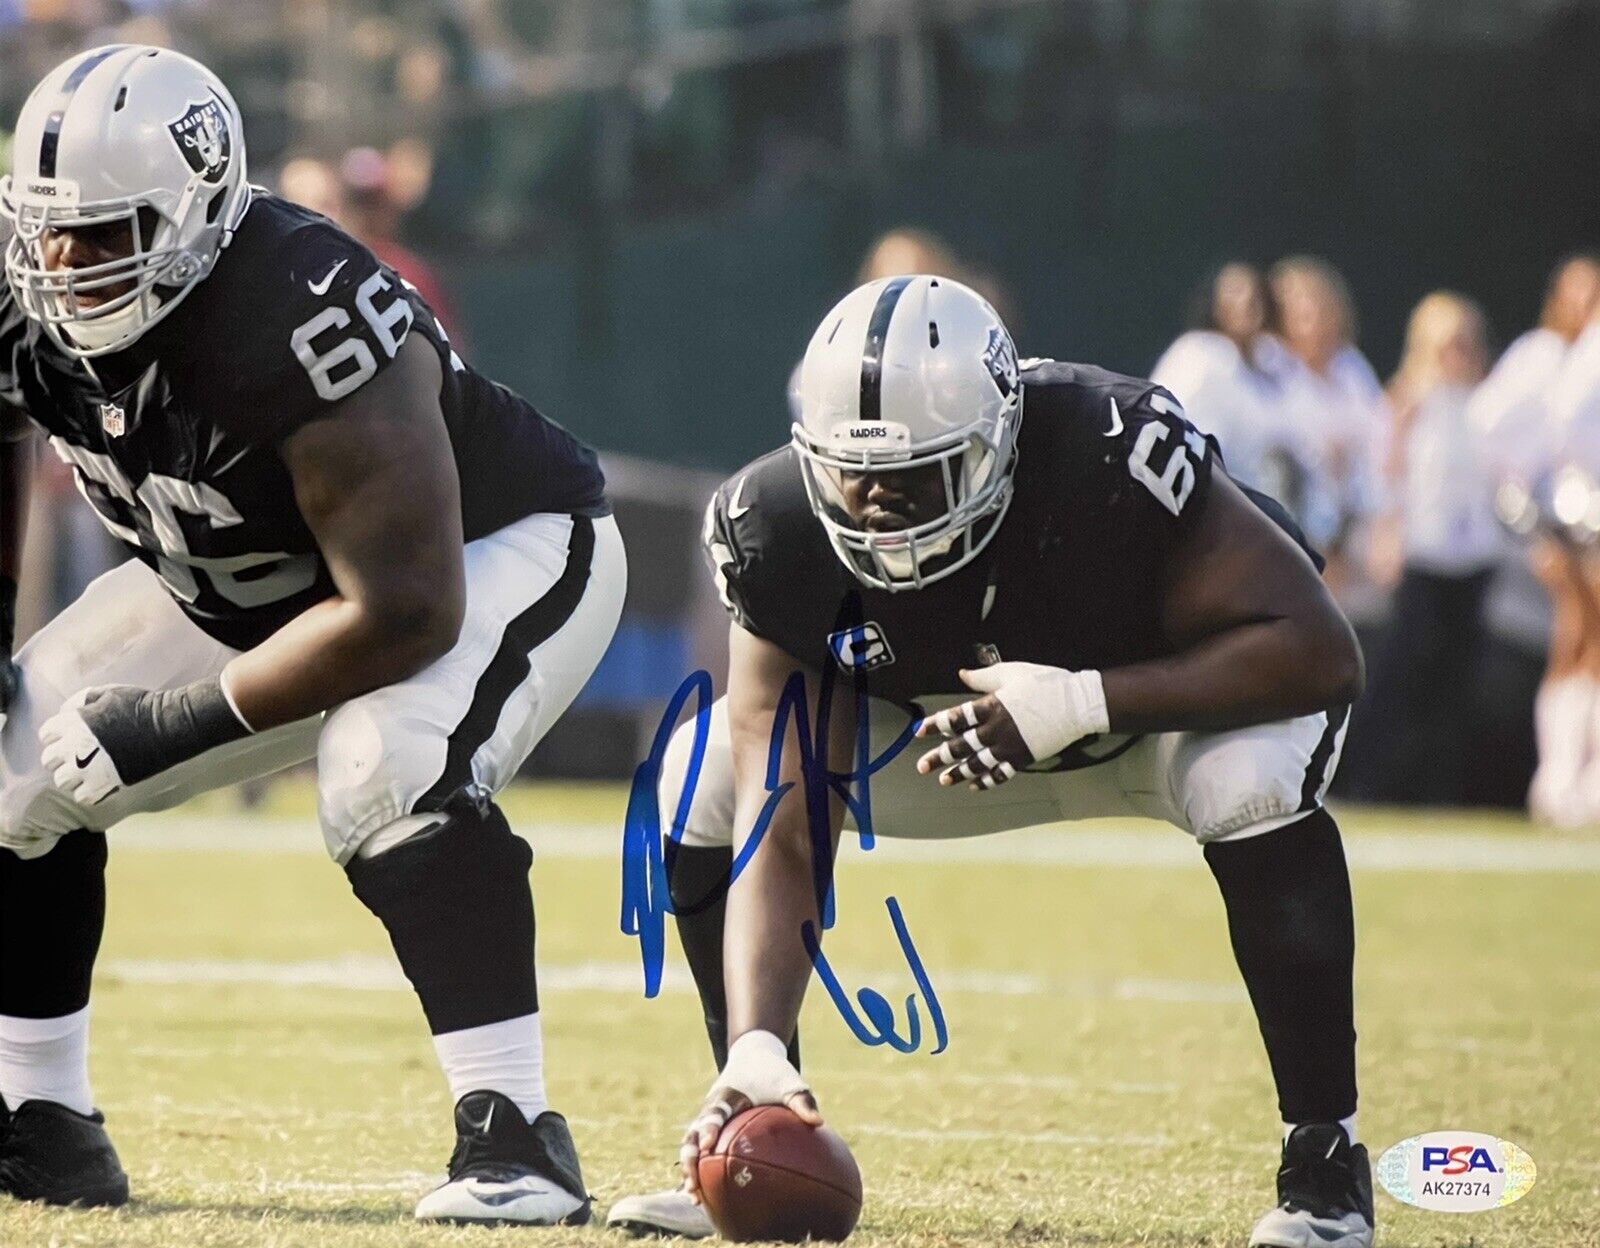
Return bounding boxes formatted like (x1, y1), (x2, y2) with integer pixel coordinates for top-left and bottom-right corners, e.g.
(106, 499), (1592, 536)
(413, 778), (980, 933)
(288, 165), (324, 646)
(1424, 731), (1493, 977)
(791, 275), (1023, 591)
(0, 45), (250, 357)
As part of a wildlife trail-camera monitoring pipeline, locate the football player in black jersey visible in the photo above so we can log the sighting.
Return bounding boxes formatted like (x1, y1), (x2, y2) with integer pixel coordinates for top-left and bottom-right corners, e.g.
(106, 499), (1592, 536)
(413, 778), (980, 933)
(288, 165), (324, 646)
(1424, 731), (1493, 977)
(0, 46), (624, 1223)
(608, 277), (1372, 1247)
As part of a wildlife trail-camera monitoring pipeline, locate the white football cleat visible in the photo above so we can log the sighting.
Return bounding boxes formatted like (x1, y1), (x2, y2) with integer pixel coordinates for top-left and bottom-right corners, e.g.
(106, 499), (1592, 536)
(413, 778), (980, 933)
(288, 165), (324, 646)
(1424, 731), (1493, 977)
(414, 1091), (591, 1225)
(606, 1185), (716, 1239)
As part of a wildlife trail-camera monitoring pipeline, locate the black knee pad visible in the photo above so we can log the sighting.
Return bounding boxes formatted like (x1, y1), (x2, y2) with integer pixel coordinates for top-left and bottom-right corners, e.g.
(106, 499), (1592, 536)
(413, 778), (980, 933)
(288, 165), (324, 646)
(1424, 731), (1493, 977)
(346, 800), (536, 1034)
(1204, 806), (1354, 970)
(0, 831), (108, 1018)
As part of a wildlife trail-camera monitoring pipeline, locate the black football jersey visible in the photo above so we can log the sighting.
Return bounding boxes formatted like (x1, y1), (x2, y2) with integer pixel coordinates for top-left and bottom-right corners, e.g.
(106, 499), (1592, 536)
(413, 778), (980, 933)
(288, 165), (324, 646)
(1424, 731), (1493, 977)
(705, 361), (1317, 717)
(0, 191), (608, 650)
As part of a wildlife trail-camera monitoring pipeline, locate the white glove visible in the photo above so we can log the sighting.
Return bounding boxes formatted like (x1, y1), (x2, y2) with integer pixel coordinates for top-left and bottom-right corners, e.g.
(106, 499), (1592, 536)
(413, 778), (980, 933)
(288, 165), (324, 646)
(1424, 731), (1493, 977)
(680, 1030), (821, 1199)
(39, 690), (128, 805)
(719, 1029), (811, 1107)
(959, 661), (1109, 762)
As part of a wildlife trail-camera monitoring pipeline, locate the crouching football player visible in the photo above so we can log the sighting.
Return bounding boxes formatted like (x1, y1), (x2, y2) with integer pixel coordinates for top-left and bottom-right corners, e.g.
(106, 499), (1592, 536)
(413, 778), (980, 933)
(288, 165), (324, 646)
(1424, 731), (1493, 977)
(608, 277), (1372, 1247)
(0, 46), (624, 1222)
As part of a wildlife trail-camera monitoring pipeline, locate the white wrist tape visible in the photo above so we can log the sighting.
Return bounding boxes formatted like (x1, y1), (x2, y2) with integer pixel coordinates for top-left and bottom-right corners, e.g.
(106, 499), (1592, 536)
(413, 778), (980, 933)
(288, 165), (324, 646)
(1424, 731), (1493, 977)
(721, 1029), (809, 1105)
(988, 664), (1109, 761)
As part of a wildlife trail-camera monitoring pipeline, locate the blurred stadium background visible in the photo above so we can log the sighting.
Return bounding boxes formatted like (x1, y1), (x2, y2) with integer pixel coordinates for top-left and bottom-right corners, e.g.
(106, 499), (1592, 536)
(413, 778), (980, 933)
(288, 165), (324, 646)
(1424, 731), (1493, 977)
(7, 0), (1600, 809)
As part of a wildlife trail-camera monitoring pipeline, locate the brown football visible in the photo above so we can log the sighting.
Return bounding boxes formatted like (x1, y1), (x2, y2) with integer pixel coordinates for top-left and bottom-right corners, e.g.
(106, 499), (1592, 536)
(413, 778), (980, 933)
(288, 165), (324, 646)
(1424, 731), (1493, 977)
(698, 1105), (863, 1242)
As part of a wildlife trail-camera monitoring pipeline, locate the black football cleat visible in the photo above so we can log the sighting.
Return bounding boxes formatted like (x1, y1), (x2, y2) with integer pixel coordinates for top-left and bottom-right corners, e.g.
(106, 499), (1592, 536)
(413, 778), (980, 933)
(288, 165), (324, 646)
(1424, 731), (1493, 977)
(0, 1099), (130, 1208)
(414, 1090), (592, 1225)
(1250, 1122), (1374, 1248)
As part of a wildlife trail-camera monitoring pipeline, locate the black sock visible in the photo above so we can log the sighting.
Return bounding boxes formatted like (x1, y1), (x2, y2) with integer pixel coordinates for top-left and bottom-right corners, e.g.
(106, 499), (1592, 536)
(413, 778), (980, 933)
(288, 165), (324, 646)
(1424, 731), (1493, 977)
(1203, 807), (1357, 1125)
(346, 800), (536, 1034)
(0, 831), (107, 1018)
(667, 842), (799, 1071)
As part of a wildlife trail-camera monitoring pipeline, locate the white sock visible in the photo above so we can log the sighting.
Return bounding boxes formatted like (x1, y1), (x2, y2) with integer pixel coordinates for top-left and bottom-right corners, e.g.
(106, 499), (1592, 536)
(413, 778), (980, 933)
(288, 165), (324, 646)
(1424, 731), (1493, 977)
(0, 1006), (94, 1116)
(1531, 676), (1597, 823)
(1537, 676), (1595, 771)
(1284, 1115), (1358, 1147)
(432, 1012), (547, 1123)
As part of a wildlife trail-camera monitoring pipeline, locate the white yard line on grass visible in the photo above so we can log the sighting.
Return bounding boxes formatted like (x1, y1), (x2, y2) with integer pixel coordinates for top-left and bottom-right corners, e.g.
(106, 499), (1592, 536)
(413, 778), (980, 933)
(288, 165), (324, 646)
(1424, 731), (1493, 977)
(99, 954), (1246, 1004)
(819, 1070), (1179, 1094)
(177, 1172), (439, 1197)
(109, 814), (1600, 873)
(856, 1123), (1171, 1148)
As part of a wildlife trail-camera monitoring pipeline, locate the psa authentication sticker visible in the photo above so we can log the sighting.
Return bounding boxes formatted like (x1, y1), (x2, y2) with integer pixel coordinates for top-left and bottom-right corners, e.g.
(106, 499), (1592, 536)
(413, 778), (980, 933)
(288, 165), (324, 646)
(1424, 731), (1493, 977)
(1376, 1131), (1535, 1212)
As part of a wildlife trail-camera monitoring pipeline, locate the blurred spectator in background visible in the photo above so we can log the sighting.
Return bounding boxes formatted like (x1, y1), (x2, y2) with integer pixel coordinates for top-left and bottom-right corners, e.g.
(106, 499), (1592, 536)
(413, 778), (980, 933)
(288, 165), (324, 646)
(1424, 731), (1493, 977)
(338, 144), (462, 343)
(854, 228), (1016, 326)
(1472, 253), (1600, 483)
(1269, 256), (1387, 606)
(277, 154), (347, 224)
(1470, 253), (1600, 825)
(1151, 262), (1309, 504)
(855, 228), (961, 286)
(1359, 292), (1495, 802)
(1525, 284), (1600, 825)
(787, 228), (1013, 421)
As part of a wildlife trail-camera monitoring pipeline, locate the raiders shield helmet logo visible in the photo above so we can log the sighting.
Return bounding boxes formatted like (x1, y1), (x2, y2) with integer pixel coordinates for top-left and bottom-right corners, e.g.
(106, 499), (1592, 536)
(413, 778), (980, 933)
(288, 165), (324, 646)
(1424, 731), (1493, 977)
(166, 98), (232, 184)
(982, 327), (1019, 400)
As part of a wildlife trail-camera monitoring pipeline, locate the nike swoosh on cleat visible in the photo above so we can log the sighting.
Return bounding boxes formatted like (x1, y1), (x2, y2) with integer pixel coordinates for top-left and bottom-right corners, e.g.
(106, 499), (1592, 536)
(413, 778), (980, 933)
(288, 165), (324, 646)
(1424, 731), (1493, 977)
(467, 1178), (557, 1207)
(308, 259), (348, 295)
(75, 747), (100, 768)
(1103, 397), (1124, 437)
(472, 1189), (545, 1208)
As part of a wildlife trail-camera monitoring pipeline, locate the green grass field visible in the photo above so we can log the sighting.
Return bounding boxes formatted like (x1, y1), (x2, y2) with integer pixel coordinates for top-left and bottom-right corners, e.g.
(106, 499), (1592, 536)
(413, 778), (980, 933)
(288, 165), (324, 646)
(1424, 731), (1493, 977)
(2, 784), (1598, 1248)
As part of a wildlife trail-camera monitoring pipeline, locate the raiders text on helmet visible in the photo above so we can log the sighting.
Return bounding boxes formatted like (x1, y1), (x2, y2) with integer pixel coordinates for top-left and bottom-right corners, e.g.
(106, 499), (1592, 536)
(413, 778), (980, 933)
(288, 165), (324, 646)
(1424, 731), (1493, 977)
(0, 45), (250, 357)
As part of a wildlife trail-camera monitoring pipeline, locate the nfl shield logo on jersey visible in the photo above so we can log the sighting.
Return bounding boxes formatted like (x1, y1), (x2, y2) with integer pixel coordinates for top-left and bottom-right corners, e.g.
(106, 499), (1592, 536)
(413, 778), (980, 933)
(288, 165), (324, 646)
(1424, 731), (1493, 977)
(99, 402), (125, 437)
(166, 99), (233, 184)
(828, 622), (895, 672)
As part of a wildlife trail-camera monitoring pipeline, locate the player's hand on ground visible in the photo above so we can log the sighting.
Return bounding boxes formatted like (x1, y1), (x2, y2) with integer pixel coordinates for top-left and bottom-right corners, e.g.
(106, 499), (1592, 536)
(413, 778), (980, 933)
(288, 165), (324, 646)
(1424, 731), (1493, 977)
(679, 1031), (821, 1201)
(915, 662), (1109, 791)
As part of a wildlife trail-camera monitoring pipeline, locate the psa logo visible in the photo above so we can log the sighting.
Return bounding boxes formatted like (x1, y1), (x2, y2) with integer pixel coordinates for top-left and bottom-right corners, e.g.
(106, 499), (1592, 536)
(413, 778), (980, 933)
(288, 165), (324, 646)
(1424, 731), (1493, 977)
(1377, 1131), (1536, 1213)
(828, 622), (895, 672)
(1424, 1144), (1499, 1175)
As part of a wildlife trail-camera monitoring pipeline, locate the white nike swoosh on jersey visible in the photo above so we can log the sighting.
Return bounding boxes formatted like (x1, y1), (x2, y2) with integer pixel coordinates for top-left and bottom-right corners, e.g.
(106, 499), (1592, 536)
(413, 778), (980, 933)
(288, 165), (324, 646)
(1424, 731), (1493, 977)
(308, 259), (348, 295)
(1103, 396), (1124, 437)
(727, 479), (751, 519)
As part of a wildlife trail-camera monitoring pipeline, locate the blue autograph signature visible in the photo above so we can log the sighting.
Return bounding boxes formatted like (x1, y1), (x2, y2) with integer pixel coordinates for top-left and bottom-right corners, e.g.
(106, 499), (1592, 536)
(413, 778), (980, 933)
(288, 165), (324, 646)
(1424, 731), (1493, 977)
(620, 663), (947, 1054)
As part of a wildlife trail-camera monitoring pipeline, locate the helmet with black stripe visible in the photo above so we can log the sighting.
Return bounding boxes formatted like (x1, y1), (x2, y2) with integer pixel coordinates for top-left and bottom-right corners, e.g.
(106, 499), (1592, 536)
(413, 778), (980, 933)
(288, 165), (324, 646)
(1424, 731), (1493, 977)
(0, 45), (249, 358)
(791, 275), (1023, 591)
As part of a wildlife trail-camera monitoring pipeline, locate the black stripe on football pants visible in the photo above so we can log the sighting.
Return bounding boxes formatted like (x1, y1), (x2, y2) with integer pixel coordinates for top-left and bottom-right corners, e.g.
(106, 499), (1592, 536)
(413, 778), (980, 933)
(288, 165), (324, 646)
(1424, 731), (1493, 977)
(858, 275), (913, 421)
(416, 514), (596, 812)
(1298, 705), (1349, 812)
(38, 46), (127, 178)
